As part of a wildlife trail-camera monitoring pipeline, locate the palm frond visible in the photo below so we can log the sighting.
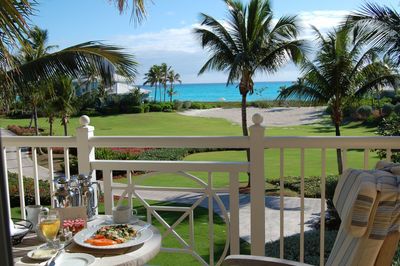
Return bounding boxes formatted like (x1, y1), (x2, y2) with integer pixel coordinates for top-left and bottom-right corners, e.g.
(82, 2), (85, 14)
(109, 0), (148, 24)
(9, 41), (138, 87)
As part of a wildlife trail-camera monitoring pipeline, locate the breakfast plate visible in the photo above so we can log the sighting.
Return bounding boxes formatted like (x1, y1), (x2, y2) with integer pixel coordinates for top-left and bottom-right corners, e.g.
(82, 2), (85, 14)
(73, 224), (153, 249)
(53, 253), (95, 266)
(27, 247), (57, 260)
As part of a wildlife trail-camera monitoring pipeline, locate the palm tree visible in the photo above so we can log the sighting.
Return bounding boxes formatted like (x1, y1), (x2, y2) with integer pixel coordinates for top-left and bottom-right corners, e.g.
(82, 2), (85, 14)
(110, 0), (147, 24)
(17, 26), (57, 136)
(0, 0), (32, 73)
(160, 63), (170, 102)
(194, 0), (304, 186)
(144, 65), (160, 102)
(346, 3), (400, 67)
(167, 69), (181, 102)
(277, 26), (399, 174)
(52, 76), (76, 136)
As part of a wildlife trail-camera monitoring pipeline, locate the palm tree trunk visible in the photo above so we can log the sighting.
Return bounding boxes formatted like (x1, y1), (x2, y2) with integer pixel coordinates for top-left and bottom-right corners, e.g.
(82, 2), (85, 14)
(154, 84), (157, 103)
(33, 106), (39, 136)
(335, 122), (343, 175)
(49, 116), (53, 136)
(28, 112), (34, 128)
(163, 85), (166, 102)
(241, 93), (252, 187)
(63, 116), (68, 136)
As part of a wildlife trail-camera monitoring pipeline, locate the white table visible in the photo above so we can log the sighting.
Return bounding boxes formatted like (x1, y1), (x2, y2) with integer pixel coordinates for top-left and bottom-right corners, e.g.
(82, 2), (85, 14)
(13, 216), (161, 266)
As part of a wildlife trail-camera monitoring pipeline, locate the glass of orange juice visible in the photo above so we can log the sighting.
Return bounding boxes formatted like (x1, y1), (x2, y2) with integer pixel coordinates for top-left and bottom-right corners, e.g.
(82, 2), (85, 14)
(38, 210), (61, 248)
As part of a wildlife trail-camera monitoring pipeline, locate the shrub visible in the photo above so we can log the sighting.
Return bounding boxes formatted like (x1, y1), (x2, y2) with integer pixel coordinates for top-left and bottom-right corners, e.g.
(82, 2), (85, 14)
(394, 103), (400, 116)
(356, 105), (372, 120)
(183, 101), (192, 109)
(7, 125), (42, 136)
(382, 103), (394, 117)
(149, 103), (163, 112)
(377, 115), (400, 163)
(137, 148), (190, 161)
(173, 100), (183, 111)
(131, 105), (143, 114)
(143, 104), (150, 113)
(190, 102), (204, 109)
(8, 172), (51, 207)
(250, 101), (271, 109)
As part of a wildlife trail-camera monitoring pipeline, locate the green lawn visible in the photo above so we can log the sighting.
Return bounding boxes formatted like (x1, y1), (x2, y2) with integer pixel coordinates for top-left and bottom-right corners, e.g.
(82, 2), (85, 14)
(1, 112), (382, 188)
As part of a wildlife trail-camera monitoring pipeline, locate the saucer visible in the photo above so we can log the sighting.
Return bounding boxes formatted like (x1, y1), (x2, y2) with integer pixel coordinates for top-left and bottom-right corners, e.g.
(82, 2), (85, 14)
(104, 215), (139, 224)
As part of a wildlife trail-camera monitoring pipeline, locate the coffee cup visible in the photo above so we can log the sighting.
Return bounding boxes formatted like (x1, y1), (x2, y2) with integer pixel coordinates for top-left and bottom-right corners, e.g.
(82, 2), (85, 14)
(25, 205), (49, 231)
(112, 206), (138, 224)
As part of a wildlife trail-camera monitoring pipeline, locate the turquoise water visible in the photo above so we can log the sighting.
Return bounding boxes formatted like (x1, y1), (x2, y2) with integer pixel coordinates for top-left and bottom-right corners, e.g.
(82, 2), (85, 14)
(143, 81), (293, 102)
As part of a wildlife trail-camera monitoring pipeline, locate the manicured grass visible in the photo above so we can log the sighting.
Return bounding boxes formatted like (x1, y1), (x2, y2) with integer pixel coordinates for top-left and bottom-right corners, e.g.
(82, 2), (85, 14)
(1, 112), (381, 189)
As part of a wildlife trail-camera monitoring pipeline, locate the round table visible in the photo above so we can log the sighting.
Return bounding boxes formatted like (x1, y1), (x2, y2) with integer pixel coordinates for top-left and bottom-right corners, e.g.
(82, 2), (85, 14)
(13, 216), (161, 266)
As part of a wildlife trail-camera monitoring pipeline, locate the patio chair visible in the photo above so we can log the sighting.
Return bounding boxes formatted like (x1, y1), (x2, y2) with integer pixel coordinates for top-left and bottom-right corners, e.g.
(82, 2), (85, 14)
(223, 161), (400, 266)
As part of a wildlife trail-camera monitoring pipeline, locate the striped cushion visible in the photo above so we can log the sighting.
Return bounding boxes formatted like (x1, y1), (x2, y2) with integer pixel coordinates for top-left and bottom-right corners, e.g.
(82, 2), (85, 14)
(333, 169), (377, 237)
(327, 163), (400, 266)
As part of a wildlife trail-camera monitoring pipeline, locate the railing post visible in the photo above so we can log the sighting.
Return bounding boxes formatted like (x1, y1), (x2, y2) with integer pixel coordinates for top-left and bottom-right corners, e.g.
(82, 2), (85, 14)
(76, 116), (97, 212)
(249, 113), (265, 256)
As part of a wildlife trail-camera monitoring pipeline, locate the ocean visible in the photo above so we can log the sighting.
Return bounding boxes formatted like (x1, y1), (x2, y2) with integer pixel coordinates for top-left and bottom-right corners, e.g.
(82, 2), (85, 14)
(142, 81), (293, 102)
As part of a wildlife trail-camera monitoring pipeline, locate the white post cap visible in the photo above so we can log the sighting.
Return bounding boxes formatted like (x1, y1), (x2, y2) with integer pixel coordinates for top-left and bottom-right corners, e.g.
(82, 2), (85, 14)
(252, 113), (264, 125)
(79, 115), (91, 126)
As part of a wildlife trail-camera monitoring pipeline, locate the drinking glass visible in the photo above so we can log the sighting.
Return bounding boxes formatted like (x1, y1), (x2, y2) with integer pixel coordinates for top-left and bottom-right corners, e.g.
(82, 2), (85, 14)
(38, 210), (61, 248)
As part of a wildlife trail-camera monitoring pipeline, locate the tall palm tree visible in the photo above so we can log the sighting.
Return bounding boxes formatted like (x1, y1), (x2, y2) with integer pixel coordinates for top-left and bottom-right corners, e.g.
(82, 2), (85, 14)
(160, 63), (170, 102)
(144, 65), (160, 102)
(346, 3), (400, 67)
(167, 69), (181, 102)
(194, 0), (304, 186)
(18, 26), (57, 136)
(52, 76), (76, 136)
(277, 26), (399, 174)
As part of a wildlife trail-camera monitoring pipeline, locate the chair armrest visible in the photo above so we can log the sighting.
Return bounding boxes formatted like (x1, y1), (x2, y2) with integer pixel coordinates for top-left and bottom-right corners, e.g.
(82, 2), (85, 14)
(223, 255), (312, 266)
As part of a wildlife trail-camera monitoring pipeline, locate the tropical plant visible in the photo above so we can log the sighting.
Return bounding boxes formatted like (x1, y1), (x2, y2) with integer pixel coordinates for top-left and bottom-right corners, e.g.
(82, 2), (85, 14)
(109, 0), (147, 24)
(160, 63), (170, 102)
(346, 3), (400, 67)
(194, 0), (304, 186)
(17, 26), (57, 135)
(144, 65), (161, 102)
(277, 26), (399, 174)
(0, 0), (32, 73)
(167, 69), (181, 102)
(52, 76), (76, 136)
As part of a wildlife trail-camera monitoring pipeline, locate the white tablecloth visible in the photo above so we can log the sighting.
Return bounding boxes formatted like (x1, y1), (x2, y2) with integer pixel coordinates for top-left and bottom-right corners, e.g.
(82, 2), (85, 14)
(13, 216), (161, 266)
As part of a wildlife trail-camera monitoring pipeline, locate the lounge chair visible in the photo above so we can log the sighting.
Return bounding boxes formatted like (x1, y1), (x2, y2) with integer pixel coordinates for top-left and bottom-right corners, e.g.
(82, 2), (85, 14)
(223, 161), (400, 266)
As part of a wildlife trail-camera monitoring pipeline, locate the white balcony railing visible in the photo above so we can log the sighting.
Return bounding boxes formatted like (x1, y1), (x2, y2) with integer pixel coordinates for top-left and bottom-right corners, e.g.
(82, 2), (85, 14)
(2, 114), (400, 266)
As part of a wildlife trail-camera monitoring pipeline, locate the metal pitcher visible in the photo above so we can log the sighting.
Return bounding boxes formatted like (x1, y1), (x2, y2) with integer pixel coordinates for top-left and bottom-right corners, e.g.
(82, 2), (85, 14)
(52, 177), (76, 208)
(77, 174), (101, 220)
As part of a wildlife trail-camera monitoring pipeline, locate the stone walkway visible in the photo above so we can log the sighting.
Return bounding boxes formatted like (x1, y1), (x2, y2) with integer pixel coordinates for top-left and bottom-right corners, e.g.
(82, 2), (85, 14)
(1, 128), (52, 180)
(109, 187), (324, 243)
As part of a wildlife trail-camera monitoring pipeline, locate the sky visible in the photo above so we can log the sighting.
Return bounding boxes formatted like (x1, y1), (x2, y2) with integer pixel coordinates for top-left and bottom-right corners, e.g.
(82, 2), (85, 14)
(32, 0), (399, 84)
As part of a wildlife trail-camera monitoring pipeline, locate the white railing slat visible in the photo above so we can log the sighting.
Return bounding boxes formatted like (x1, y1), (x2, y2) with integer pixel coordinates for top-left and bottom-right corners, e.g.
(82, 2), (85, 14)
(103, 169), (113, 215)
(32, 147), (40, 205)
(2, 136), (76, 147)
(320, 149), (326, 266)
(386, 149), (392, 162)
(342, 149), (347, 171)
(2, 147), (11, 218)
(64, 148), (70, 180)
(208, 172), (214, 266)
(229, 171), (240, 255)
(17, 148), (26, 219)
(300, 148), (305, 263)
(279, 148), (285, 259)
(47, 148), (55, 208)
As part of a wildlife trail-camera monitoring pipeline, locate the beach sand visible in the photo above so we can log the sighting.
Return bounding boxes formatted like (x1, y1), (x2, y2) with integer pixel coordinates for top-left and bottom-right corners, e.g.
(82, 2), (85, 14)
(179, 106), (326, 126)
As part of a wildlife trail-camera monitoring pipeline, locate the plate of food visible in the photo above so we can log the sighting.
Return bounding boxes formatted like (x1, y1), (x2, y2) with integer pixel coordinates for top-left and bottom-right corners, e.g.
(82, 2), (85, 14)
(73, 224), (153, 249)
(27, 247), (57, 260)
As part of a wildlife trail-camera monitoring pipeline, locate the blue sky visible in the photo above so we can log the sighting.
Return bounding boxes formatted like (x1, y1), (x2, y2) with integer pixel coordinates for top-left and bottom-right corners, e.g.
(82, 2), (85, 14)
(32, 0), (399, 84)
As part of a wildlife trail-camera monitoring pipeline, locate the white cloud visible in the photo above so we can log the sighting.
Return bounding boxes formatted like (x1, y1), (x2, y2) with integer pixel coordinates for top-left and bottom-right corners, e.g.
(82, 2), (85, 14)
(113, 10), (350, 83)
(298, 10), (350, 39)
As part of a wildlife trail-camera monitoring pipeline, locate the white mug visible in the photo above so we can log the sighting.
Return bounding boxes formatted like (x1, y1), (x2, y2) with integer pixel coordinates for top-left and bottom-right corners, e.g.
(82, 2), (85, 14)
(112, 206), (138, 224)
(25, 205), (49, 231)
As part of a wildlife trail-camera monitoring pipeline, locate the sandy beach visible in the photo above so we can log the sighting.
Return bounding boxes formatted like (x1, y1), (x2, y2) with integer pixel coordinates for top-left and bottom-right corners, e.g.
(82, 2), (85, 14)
(179, 106), (326, 126)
